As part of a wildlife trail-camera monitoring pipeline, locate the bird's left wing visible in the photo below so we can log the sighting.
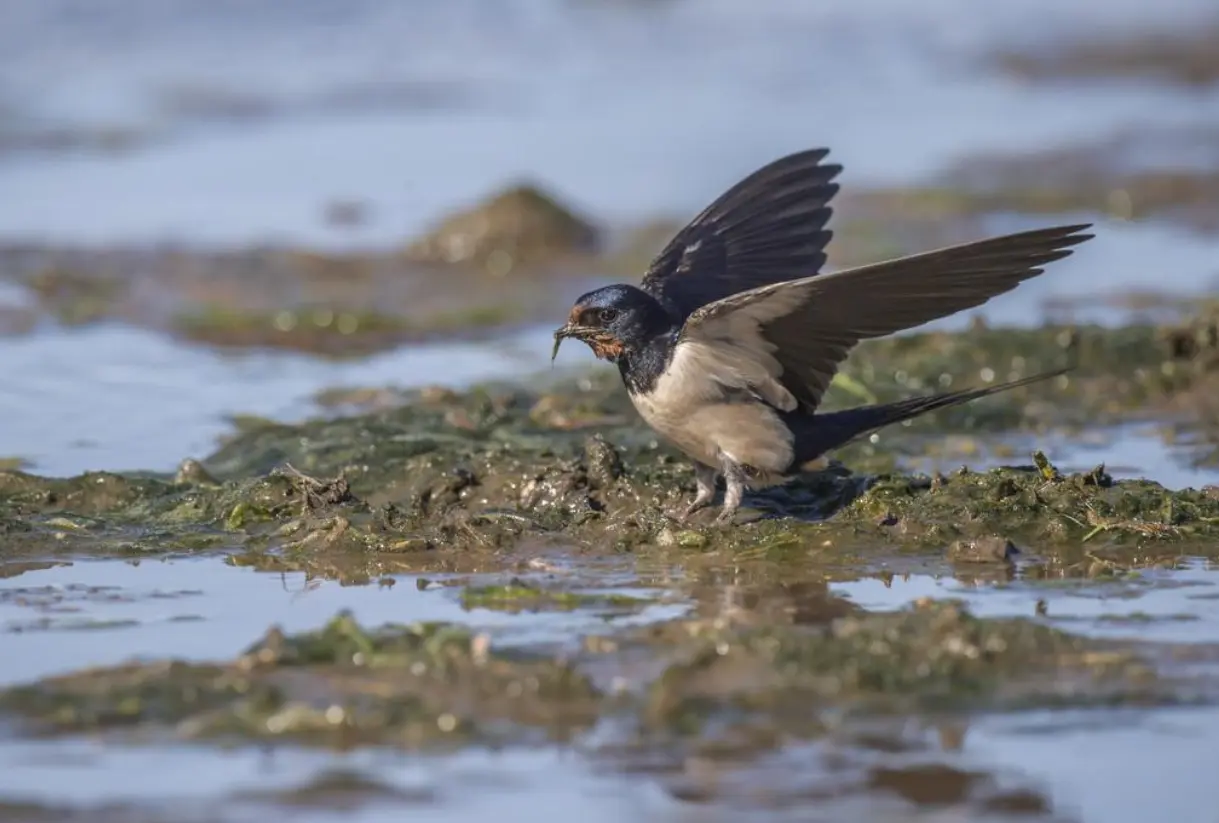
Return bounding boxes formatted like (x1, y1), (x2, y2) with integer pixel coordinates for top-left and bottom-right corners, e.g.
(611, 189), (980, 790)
(676, 223), (1094, 412)
(639, 148), (842, 321)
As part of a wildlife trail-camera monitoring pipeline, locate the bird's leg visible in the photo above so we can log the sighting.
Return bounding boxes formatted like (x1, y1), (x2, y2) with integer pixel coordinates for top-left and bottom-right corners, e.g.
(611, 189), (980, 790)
(714, 460), (747, 525)
(677, 463), (719, 522)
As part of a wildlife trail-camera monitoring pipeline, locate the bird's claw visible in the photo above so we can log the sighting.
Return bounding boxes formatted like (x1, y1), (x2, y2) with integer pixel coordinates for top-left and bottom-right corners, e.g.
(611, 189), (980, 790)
(671, 500), (711, 524)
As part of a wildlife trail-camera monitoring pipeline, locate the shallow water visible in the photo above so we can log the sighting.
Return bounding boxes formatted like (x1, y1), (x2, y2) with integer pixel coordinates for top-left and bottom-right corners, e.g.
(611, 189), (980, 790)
(0, 322), (558, 476)
(0, 742), (662, 822)
(3, 554), (1219, 821)
(833, 560), (1219, 643)
(833, 566), (1219, 820)
(0, 557), (685, 687)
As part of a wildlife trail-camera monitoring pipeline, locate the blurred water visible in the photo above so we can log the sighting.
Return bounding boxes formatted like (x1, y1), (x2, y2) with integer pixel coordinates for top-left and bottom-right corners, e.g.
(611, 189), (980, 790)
(0, 0), (1218, 476)
(2, 0), (1218, 248)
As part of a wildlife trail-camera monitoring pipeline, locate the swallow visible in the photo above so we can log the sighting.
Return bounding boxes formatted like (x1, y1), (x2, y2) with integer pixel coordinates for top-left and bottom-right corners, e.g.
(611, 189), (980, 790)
(551, 148), (1093, 525)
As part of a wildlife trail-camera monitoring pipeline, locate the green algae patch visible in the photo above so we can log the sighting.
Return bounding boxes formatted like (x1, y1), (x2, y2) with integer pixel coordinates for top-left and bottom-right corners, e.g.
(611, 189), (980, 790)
(460, 578), (650, 614)
(0, 612), (602, 748)
(24, 265), (126, 326)
(836, 453), (1219, 547)
(634, 598), (1166, 737)
(0, 237), (600, 357)
(0, 602), (1204, 754)
(172, 303), (522, 358)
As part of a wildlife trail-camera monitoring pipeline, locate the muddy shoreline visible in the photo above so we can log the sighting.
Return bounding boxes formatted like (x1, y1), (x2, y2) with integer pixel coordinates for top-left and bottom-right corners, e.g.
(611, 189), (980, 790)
(3, 302), (1219, 799)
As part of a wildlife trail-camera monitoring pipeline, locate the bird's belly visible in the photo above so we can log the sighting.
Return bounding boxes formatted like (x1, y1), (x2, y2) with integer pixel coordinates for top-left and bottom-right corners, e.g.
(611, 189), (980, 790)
(630, 391), (795, 479)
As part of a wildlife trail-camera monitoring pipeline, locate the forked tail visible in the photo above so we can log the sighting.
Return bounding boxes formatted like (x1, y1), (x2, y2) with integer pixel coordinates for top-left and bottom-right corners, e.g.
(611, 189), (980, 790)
(787, 367), (1069, 467)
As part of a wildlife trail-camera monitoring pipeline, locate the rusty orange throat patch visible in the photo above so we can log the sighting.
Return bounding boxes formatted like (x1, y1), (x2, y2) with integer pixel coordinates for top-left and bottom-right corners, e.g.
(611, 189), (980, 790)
(588, 333), (625, 360)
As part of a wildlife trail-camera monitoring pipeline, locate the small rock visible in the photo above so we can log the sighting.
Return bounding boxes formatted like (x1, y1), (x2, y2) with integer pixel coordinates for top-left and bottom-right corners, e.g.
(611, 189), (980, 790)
(174, 458), (218, 485)
(404, 183), (598, 273)
(946, 536), (1020, 564)
(582, 435), (623, 489)
(419, 385), (460, 404)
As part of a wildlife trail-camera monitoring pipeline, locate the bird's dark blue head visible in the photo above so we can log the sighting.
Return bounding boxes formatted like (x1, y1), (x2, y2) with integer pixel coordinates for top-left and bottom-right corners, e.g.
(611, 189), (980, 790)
(552, 284), (672, 363)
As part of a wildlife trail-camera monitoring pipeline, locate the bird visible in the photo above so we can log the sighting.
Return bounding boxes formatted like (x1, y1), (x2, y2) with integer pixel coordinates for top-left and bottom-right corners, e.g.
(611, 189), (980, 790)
(550, 147), (1094, 525)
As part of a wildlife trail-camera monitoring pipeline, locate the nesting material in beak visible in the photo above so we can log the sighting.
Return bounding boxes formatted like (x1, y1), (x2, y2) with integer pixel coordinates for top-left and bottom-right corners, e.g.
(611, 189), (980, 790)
(551, 326), (570, 363)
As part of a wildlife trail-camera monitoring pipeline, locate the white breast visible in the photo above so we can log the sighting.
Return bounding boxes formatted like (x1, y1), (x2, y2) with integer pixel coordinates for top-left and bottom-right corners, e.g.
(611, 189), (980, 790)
(630, 341), (795, 477)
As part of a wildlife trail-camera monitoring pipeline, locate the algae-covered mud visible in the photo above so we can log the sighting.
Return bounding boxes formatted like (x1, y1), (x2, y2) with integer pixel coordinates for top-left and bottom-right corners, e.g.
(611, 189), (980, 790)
(4, 310), (1219, 566)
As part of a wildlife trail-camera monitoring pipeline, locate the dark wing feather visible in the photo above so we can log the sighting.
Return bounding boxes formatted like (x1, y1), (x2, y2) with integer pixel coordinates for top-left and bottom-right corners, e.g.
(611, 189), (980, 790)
(682, 223), (1094, 412)
(639, 148), (842, 320)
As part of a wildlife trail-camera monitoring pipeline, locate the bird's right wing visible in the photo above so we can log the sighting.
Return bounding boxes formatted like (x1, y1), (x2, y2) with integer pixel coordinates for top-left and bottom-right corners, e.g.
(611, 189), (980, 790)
(638, 148), (842, 321)
(676, 223), (1094, 412)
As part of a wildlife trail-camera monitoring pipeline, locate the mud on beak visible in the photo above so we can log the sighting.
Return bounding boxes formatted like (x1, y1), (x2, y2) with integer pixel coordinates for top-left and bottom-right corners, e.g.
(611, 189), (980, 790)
(550, 323), (589, 362)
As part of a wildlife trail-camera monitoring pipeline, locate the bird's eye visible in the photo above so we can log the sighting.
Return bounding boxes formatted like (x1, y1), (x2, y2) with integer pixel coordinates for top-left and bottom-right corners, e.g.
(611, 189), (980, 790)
(599, 308), (618, 323)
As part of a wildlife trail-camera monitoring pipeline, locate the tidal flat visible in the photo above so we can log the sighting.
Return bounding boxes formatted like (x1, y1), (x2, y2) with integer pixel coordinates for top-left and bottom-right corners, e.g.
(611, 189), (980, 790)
(6, 0), (1219, 820)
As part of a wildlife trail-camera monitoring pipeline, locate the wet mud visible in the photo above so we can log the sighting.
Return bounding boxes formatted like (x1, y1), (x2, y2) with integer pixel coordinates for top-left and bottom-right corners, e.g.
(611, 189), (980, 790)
(992, 18), (1219, 87)
(2, 309), (1218, 571)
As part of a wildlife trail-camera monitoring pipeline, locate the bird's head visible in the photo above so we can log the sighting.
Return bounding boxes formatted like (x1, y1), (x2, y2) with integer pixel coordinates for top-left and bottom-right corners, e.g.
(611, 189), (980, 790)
(552, 285), (664, 363)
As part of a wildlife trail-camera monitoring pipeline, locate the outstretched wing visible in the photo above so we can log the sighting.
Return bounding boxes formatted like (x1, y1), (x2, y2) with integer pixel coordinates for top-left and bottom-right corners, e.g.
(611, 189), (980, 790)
(673, 223), (1094, 413)
(639, 148), (842, 321)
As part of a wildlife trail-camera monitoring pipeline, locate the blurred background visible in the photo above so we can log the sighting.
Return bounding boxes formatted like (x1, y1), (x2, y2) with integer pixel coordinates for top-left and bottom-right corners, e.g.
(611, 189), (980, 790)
(1, 0), (1218, 474)
(4, 4), (1219, 822)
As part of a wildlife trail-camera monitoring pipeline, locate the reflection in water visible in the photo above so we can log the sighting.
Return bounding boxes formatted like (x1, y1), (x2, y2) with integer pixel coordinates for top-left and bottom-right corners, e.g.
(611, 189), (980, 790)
(0, 552), (1217, 820)
(0, 557), (685, 687)
(0, 743), (662, 822)
(969, 707), (1219, 823)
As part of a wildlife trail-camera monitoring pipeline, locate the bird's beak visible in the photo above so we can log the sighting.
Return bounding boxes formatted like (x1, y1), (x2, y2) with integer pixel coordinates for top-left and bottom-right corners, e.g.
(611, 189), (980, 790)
(551, 323), (581, 363)
(553, 321), (599, 363)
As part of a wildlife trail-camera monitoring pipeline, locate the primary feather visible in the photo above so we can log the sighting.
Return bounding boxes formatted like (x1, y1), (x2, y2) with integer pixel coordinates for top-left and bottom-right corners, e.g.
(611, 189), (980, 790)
(639, 148), (842, 320)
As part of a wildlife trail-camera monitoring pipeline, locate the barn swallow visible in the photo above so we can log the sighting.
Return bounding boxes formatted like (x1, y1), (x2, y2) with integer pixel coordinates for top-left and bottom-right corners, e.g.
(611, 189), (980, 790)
(552, 148), (1093, 525)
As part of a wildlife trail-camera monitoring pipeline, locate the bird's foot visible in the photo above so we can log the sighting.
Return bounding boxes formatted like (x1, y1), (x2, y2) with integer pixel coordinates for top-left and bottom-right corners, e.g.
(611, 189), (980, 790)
(714, 460), (746, 527)
(670, 498), (712, 524)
